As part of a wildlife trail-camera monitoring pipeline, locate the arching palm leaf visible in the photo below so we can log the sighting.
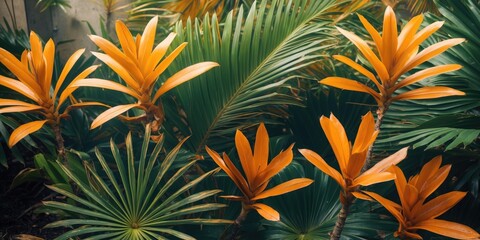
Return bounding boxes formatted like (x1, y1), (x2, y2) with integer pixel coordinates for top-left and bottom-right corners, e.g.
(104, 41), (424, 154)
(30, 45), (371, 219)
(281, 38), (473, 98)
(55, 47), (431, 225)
(166, 0), (337, 153)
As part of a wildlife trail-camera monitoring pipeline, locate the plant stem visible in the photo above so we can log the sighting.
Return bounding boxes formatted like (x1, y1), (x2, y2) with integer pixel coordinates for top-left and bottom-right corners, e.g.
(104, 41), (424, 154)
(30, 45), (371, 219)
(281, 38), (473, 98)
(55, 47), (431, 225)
(330, 197), (351, 240)
(220, 203), (250, 240)
(362, 105), (388, 172)
(52, 123), (66, 161)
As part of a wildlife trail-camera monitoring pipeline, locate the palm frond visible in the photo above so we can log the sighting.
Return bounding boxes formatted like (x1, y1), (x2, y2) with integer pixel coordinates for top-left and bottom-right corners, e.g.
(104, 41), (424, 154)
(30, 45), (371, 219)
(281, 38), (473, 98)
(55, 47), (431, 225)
(166, 0), (337, 153)
(44, 126), (230, 239)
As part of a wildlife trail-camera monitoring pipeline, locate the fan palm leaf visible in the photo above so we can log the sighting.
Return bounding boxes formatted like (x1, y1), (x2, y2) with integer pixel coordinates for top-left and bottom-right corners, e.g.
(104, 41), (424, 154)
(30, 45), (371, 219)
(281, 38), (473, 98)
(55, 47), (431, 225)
(44, 126), (231, 239)
(166, 0), (337, 153)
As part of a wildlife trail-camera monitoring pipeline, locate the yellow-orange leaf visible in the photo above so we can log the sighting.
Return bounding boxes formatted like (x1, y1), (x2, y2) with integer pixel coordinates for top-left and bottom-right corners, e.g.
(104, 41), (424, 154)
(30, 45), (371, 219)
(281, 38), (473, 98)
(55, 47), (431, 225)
(320, 77), (381, 103)
(392, 86), (465, 101)
(395, 64), (462, 91)
(252, 178), (313, 200)
(71, 78), (141, 99)
(152, 61), (220, 102)
(91, 104), (139, 129)
(410, 219), (480, 239)
(9, 120), (48, 147)
(53, 48), (85, 100)
(251, 203), (280, 221)
(299, 149), (345, 189)
(414, 191), (466, 223)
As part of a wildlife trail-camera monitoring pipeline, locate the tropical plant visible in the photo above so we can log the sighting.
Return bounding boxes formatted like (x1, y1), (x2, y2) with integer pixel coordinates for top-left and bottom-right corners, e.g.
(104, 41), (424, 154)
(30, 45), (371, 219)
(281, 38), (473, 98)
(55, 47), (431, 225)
(299, 111), (408, 239)
(356, 156), (480, 239)
(0, 32), (98, 157)
(44, 126), (231, 239)
(70, 16), (218, 131)
(206, 123), (313, 223)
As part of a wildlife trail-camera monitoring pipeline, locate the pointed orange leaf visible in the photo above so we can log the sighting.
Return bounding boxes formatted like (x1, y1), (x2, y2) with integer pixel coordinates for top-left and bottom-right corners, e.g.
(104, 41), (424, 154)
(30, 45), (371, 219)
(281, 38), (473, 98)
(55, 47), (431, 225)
(145, 42), (187, 89)
(152, 61), (219, 102)
(363, 147), (408, 176)
(222, 153), (251, 198)
(53, 48), (85, 100)
(320, 77), (381, 104)
(115, 20), (137, 60)
(91, 52), (141, 90)
(396, 15), (423, 55)
(362, 190), (405, 226)
(381, 6), (398, 71)
(357, 14), (383, 54)
(353, 172), (396, 187)
(395, 64), (462, 91)
(58, 65), (99, 107)
(0, 105), (44, 114)
(233, 129), (254, 184)
(252, 178), (313, 201)
(419, 165), (451, 200)
(220, 195), (244, 201)
(91, 104), (140, 129)
(251, 203), (280, 221)
(352, 111), (377, 154)
(42, 39), (55, 95)
(138, 16), (158, 68)
(392, 86), (465, 101)
(336, 27), (389, 83)
(333, 55), (383, 93)
(410, 219), (480, 239)
(352, 191), (373, 201)
(70, 78), (141, 99)
(143, 33), (177, 77)
(414, 155), (442, 191)
(254, 123), (269, 174)
(299, 149), (345, 189)
(0, 48), (39, 93)
(255, 144), (294, 187)
(8, 120), (48, 147)
(0, 75), (41, 102)
(320, 114), (350, 176)
(414, 191), (466, 223)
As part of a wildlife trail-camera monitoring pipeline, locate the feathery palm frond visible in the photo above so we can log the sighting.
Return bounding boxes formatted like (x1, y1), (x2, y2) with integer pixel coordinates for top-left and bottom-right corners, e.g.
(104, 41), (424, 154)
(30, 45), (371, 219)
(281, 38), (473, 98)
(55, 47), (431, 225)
(167, 0), (337, 153)
(44, 126), (231, 239)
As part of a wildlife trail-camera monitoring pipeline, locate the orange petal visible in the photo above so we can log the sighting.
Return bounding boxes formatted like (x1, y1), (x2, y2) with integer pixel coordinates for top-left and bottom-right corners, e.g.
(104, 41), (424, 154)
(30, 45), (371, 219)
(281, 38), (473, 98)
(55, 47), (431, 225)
(397, 15), (423, 54)
(138, 16), (158, 69)
(254, 123), (269, 174)
(363, 147), (408, 175)
(414, 191), (466, 223)
(352, 111), (377, 154)
(394, 64), (462, 91)
(233, 129), (254, 184)
(205, 146), (250, 197)
(91, 52), (141, 90)
(220, 195), (244, 201)
(336, 27), (389, 84)
(410, 219), (480, 239)
(8, 120), (48, 147)
(392, 86), (465, 101)
(404, 184), (419, 215)
(53, 49), (86, 100)
(115, 20), (137, 60)
(143, 33), (177, 79)
(399, 38), (465, 77)
(333, 55), (383, 94)
(70, 78), (141, 99)
(419, 165), (451, 200)
(255, 144), (294, 188)
(362, 190), (405, 226)
(251, 203), (280, 221)
(413, 156), (442, 192)
(251, 178), (313, 201)
(0, 48), (39, 93)
(0, 105), (43, 114)
(381, 6), (398, 71)
(357, 14), (383, 55)
(353, 172), (396, 187)
(144, 42), (187, 88)
(152, 61), (219, 103)
(299, 149), (345, 190)
(390, 165), (408, 208)
(320, 77), (382, 104)
(0, 75), (40, 102)
(320, 114), (350, 177)
(352, 191), (373, 201)
(58, 65), (99, 107)
(29, 32), (44, 74)
(42, 39), (55, 96)
(91, 104), (140, 129)
(222, 152), (251, 198)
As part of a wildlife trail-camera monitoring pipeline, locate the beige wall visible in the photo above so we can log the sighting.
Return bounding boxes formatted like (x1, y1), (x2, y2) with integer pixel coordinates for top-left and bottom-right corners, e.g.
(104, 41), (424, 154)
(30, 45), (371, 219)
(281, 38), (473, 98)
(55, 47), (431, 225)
(1, 0), (131, 62)
(0, 0), (28, 31)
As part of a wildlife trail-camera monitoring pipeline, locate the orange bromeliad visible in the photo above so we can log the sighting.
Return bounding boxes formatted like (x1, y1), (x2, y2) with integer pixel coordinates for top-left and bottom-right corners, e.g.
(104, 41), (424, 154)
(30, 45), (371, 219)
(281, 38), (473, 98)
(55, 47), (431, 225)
(0, 32), (97, 152)
(299, 112), (408, 202)
(321, 6), (465, 111)
(205, 123), (313, 222)
(357, 156), (480, 239)
(70, 16), (219, 130)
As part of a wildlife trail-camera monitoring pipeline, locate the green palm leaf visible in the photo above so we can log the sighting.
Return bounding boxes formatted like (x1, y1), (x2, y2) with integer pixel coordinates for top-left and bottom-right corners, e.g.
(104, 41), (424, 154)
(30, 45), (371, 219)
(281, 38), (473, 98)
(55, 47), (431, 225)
(44, 126), (230, 240)
(165, 0), (336, 153)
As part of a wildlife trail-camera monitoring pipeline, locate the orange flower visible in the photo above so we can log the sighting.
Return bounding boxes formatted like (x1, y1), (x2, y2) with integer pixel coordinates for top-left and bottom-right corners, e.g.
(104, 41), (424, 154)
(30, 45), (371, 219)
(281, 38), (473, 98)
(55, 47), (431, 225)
(205, 123), (313, 221)
(321, 6), (465, 108)
(164, 0), (225, 23)
(0, 32), (98, 147)
(357, 156), (480, 239)
(70, 17), (219, 129)
(299, 112), (408, 200)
